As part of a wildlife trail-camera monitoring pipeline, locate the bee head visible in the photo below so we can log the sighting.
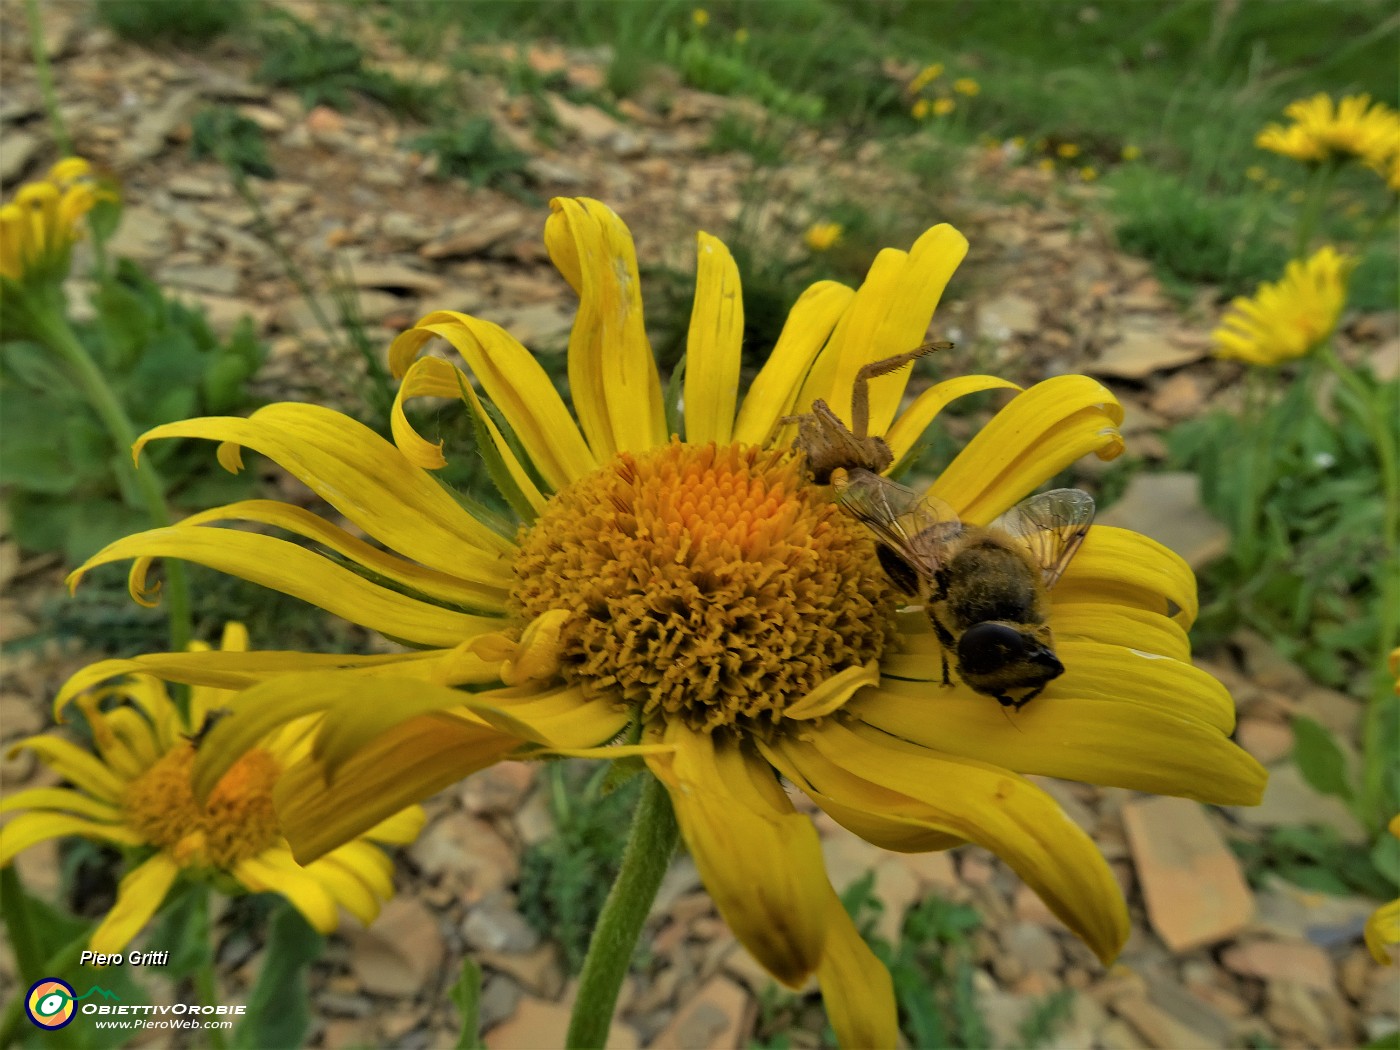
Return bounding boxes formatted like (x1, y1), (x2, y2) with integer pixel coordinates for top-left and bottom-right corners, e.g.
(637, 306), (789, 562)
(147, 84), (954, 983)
(956, 622), (1064, 681)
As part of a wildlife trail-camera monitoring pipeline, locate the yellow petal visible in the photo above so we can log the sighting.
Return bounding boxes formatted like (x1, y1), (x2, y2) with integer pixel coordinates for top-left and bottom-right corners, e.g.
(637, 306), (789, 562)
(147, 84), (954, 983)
(132, 402), (515, 566)
(646, 725), (827, 986)
(309, 852), (384, 925)
(862, 651), (1267, 806)
(816, 889), (898, 1050)
(782, 661), (881, 720)
(7, 736), (127, 802)
(796, 223), (968, 437)
(1055, 526), (1199, 628)
(53, 648), (493, 722)
(0, 787), (120, 821)
(460, 683), (630, 748)
(684, 232), (743, 444)
(795, 248), (908, 421)
(1365, 897), (1400, 964)
(391, 311), (596, 488)
(0, 813), (141, 865)
(276, 714), (521, 863)
(89, 853), (179, 956)
(181, 499), (508, 611)
(1048, 602), (1191, 660)
(929, 375), (1124, 526)
(235, 851), (339, 932)
(884, 374), (1021, 464)
(362, 806), (427, 846)
(546, 197), (666, 458)
(778, 723), (1129, 963)
(734, 280), (854, 447)
(323, 840), (396, 900)
(70, 527), (501, 648)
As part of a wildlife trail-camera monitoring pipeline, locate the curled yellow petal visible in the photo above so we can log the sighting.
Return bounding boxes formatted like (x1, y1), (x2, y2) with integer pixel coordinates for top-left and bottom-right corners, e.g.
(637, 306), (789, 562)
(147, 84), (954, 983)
(89, 854), (179, 956)
(684, 231), (743, 444)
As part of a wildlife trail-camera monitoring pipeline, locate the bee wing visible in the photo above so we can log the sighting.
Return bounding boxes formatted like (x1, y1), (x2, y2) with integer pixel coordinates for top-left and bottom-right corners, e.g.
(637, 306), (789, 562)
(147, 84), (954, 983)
(833, 469), (962, 588)
(993, 488), (1095, 590)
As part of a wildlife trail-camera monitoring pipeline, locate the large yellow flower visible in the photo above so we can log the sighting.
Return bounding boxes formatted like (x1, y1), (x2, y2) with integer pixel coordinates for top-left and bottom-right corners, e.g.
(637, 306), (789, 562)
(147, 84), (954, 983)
(1256, 93), (1400, 169)
(1, 624), (424, 954)
(67, 198), (1265, 1045)
(1212, 246), (1352, 365)
(0, 157), (107, 285)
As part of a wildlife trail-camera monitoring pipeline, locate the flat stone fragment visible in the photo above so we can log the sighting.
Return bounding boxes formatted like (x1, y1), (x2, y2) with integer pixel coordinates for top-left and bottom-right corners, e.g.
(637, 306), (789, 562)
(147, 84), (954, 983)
(1090, 329), (1210, 379)
(484, 997), (638, 1049)
(1122, 796), (1253, 952)
(1221, 938), (1336, 993)
(346, 898), (444, 998)
(1098, 472), (1230, 570)
(649, 974), (754, 1049)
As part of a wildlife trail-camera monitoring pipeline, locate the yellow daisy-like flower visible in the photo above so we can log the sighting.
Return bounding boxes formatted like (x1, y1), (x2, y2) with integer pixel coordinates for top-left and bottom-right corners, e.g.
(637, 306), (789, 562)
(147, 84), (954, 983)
(1212, 246), (1352, 365)
(68, 198), (1265, 1045)
(691, 7), (709, 28)
(1, 624), (424, 954)
(1079, 166), (1099, 182)
(932, 97), (956, 117)
(804, 221), (843, 252)
(1366, 813), (1400, 964)
(1056, 142), (1081, 159)
(1256, 93), (1400, 169)
(0, 157), (108, 285)
(1121, 145), (1141, 162)
(911, 98), (931, 120)
(953, 77), (980, 97)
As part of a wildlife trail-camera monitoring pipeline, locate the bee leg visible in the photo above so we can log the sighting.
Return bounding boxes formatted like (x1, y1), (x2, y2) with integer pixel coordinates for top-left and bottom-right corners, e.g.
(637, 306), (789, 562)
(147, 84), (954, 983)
(850, 340), (952, 440)
(1005, 683), (1050, 711)
(928, 614), (956, 687)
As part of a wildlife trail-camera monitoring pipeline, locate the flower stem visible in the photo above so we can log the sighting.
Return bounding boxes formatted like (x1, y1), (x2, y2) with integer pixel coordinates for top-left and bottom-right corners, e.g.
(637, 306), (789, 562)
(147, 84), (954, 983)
(34, 306), (191, 651)
(1319, 345), (1400, 827)
(1293, 161), (1338, 258)
(23, 0), (72, 155)
(566, 772), (678, 1050)
(193, 889), (228, 1050)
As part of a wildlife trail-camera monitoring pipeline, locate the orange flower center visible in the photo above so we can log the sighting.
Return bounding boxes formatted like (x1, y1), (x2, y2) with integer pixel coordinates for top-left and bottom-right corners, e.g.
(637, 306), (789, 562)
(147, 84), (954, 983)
(124, 743), (282, 868)
(510, 440), (900, 735)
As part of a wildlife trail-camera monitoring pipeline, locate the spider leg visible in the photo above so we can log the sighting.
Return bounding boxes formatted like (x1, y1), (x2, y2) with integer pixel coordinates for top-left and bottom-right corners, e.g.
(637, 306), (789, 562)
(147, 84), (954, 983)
(850, 340), (952, 440)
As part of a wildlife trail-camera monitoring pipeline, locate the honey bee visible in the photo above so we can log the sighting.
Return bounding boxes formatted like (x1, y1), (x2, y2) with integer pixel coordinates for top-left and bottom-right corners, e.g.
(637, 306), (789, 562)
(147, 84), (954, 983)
(786, 343), (1094, 710)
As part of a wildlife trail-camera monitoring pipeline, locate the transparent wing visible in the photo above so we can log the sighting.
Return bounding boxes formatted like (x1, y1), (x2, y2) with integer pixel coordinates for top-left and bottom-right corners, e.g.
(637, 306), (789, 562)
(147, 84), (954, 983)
(992, 488), (1095, 590)
(833, 469), (963, 587)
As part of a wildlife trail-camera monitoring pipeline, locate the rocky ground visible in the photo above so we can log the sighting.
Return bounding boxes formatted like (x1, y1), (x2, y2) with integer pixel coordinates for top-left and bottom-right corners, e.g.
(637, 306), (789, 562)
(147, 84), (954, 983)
(2, 2), (1398, 1048)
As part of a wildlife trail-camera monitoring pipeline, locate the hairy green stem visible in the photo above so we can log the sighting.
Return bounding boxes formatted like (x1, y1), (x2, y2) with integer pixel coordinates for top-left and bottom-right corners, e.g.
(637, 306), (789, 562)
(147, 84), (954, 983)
(1293, 161), (1338, 258)
(35, 307), (191, 651)
(193, 890), (227, 1050)
(566, 773), (678, 1050)
(1320, 345), (1400, 825)
(24, 0), (71, 155)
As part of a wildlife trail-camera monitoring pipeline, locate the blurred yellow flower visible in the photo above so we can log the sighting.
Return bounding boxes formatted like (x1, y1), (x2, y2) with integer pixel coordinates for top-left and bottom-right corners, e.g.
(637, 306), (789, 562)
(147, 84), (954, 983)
(1037, 157), (1056, 172)
(1264, 177), (1282, 193)
(1245, 165), (1266, 182)
(1366, 813), (1400, 964)
(1121, 145), (1141, 162)
(1213, 247), (1352, 365)
(803, 221), (843, 252)
(1288, 189), (1306, 204)
(734, 27), (749, 44)
(908, 62), (944, 93)
(0, 624), (424, 954)
(64, 198), (1269, 1045)
(0, 157), (109, 284)
(932, 97), (956, 117)
(1011, 135), (1026, 148)
(953, 77), (981, 96)
(1257, 93), (1400, 168)
(1056, 142), (1081, 159)
(691, 7), (709, 27)
(1080, 166), (1099, 181)
(911, 98), (931, 120)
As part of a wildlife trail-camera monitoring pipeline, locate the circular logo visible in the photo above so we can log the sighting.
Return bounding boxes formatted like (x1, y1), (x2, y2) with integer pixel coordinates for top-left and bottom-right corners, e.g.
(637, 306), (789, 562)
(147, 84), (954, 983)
(25, 978), (76, 1030)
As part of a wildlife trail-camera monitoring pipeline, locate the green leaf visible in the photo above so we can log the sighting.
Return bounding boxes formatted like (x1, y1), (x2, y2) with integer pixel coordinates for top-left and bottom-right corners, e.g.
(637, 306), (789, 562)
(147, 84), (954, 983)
(144, 880), (208, 982)
(232, 903), (323, 1050)
(1290, 715), (1354, 804)
(450, 956), (484, 1050)
(1371, 831), (1400, 890)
